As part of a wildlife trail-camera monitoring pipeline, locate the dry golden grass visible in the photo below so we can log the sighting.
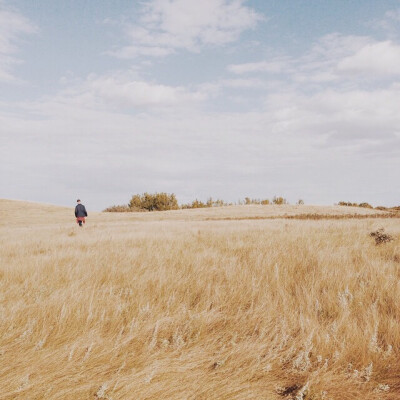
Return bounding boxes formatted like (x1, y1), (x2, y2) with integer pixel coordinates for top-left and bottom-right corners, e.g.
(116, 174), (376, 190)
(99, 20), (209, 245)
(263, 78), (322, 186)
(0, 199), (399, 399)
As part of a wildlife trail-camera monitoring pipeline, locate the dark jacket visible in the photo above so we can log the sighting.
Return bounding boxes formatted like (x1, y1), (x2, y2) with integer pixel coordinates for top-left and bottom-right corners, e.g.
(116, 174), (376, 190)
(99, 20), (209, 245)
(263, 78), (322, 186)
(75, 203), (88, 218)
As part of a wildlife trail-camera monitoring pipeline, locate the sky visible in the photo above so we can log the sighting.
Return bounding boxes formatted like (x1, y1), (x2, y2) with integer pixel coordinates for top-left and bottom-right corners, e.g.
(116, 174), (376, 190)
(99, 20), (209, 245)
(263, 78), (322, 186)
(1, 0), (399, 210)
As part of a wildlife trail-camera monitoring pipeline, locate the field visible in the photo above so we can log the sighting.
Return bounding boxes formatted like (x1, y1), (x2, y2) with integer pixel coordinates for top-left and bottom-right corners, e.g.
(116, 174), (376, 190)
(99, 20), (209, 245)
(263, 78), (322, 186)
(0, 199), (399, 400)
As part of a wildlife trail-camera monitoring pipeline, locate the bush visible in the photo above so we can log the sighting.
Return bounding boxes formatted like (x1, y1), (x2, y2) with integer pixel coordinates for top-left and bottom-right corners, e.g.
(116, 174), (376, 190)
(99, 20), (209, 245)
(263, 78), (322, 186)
(338, 201), (358, 207)
(339, 201), (373, 208)
(273, 196), (288, 205)
(370, 229), (394, 245)
(242, 198), (270, 205)
(181, 198), (227, 209)
(128, 192), (179, 212)
(103, 204), (131, 212)
(358, 202), (373, 209)
(182, 199), (207, 209)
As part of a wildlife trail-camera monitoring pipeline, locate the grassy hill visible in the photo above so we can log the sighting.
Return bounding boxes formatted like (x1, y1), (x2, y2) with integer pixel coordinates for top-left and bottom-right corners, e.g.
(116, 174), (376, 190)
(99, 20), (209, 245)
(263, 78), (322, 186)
(0, 200), (399, 399)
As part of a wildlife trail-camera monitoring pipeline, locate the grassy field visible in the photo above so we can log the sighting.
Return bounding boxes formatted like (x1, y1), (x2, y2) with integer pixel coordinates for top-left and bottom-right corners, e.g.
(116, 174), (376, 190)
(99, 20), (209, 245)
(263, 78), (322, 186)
(0, 199), (399, 399)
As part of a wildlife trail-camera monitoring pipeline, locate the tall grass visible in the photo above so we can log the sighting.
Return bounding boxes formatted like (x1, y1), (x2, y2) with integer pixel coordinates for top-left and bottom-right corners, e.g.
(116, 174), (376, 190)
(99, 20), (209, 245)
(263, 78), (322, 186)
(0, 201), (399, 399)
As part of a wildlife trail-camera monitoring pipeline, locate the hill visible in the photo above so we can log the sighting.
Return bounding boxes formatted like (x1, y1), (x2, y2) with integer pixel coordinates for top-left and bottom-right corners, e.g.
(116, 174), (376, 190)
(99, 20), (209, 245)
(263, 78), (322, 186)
(0, 199), (392, 226)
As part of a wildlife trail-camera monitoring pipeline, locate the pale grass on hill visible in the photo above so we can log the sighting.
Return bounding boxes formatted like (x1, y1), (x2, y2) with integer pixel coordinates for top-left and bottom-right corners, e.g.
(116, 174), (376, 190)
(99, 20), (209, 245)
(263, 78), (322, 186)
(0, 200), (399, 399)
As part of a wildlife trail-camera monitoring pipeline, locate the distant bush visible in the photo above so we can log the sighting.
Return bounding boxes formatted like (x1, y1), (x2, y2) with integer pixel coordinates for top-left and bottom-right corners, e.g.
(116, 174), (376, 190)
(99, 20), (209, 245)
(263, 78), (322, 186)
(103, 205), (131, 212)
(339, 201), (373, 209)
(181, 197), (227, 209)
(128, 193), (178, 212)
(181, 199), (208, 209)
(338, 201), (358, 207)
(105, 194), (296, 212)
(358, 202), (373, 209)
(242, 197), (270, 205)
(273, 196), (288, 205)
(297, 199), (304, 205)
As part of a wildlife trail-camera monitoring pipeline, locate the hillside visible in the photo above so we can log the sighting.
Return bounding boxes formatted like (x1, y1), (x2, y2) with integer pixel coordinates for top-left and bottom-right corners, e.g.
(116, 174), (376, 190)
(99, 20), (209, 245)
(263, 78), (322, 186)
(0, 199), (392, 226)
(0, 199), (399, 399)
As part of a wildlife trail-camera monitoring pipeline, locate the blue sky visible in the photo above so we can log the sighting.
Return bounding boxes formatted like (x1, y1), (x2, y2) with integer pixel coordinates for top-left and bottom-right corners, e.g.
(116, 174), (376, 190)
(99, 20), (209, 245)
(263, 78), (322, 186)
(1, 0), (400, 210)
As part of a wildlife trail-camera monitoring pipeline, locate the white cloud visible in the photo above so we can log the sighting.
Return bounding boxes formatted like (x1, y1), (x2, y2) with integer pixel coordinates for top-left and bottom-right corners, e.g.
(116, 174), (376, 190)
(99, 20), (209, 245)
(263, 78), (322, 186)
(337, 41), (400, 76)
(110, 0), (262, 58)
(24, 71), (211, 114)
(371, 8), (400, 35)
(0, 3), (37, 82)
(88, 74), (207, 107)
(227, 34), (400, 85)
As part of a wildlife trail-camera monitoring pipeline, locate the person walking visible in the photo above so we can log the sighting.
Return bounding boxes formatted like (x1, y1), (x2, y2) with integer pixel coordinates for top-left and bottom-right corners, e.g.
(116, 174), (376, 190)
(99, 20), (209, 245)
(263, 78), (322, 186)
(75, 199), (88, 227)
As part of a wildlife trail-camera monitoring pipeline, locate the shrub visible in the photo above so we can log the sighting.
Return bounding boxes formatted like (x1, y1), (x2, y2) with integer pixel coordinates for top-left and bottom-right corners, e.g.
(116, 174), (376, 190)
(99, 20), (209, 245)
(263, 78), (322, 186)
(297, 199), (304, 205)
(181, 198), (227, 209)
(128, 192), (179, 212)
(370, 229), (394, 245)
(359, 202), (373, 209)
(213, 199), (226, 207)
(183, 199), (207, 209)
(103, 204), (131, 212)
(339, 201), (373, 208)
(338, 201), (358, 207)
(243, 198), (270, 205)
(273, 196), (288, 205)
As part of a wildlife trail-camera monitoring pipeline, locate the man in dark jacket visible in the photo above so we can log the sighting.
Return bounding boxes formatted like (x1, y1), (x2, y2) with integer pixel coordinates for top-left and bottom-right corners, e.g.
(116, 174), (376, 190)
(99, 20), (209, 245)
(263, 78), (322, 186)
(75, 199), (88, 226)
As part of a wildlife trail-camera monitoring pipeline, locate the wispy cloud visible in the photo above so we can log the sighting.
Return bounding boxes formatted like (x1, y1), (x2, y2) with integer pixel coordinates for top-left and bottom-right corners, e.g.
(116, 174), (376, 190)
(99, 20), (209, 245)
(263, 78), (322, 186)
(338, 41), (400, 76)
(228, 33), (400, 84)
(0, 3), (37, 82)
(108, 0), (262, 58)
(228, 58), (291, 75)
